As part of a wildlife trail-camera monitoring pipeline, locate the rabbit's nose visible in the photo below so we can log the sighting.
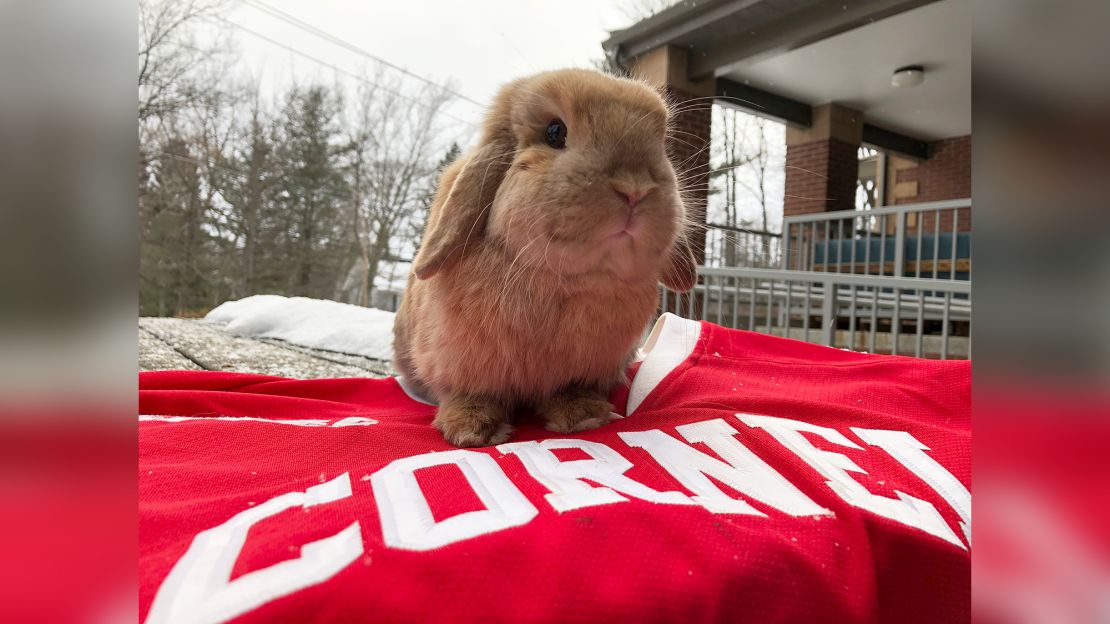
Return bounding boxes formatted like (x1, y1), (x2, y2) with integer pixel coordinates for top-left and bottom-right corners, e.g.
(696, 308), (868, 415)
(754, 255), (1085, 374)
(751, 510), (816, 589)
(610, 179), (655, 209)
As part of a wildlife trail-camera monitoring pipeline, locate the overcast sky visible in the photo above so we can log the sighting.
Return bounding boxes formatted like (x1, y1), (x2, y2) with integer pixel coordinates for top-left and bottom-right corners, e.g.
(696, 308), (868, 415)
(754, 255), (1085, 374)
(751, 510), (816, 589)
(219, 0), (641, 138)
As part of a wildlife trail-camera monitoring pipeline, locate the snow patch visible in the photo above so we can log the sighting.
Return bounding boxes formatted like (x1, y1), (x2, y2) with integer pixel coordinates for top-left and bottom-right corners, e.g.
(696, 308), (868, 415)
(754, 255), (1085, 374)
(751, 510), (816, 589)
(205, 295), (395, 361)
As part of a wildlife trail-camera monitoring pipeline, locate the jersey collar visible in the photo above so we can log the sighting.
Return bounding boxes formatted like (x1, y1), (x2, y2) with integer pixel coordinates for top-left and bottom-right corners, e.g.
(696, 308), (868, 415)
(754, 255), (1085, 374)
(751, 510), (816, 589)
(626, 313), (702, 416)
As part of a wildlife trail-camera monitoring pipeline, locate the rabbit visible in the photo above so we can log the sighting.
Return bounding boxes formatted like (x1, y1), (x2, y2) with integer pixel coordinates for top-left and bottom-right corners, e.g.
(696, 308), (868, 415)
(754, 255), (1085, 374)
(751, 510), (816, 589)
(393, 68), (697, 447)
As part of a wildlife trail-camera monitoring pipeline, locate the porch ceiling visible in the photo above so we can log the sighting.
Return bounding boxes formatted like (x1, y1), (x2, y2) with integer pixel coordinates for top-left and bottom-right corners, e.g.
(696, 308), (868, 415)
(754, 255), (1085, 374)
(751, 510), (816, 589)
(604, 0), (970, 142)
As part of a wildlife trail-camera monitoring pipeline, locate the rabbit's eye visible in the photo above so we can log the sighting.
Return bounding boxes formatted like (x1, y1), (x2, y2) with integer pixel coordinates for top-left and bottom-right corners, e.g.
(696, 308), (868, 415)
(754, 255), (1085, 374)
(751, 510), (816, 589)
(545, 119), (567, 149)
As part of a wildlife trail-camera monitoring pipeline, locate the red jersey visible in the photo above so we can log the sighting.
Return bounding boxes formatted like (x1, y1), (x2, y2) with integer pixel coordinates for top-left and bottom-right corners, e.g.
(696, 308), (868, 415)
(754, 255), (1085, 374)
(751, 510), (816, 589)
(139, 314), (971, 623)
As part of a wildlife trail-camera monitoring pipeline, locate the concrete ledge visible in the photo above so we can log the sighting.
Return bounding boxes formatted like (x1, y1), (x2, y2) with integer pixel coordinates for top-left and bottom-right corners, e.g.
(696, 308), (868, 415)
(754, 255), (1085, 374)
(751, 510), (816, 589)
(139, 318), (394, 379)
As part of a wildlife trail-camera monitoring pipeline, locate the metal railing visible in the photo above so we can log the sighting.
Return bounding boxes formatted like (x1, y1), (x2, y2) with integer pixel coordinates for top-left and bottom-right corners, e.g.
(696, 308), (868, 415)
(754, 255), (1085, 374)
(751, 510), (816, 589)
(659, 267), (971, 359)
(704, 224), (782, 268)
(782, 198), (971, 281)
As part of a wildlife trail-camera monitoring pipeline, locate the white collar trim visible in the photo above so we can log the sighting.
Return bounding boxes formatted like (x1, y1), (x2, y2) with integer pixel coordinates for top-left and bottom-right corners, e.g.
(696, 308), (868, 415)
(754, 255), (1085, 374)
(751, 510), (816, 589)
(627, 313), (702, 415)
(394, 375), (437, 406)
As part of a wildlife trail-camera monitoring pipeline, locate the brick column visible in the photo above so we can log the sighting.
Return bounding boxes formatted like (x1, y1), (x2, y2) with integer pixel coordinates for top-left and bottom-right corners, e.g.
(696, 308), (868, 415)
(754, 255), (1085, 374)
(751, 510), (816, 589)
(784, 103), (862, 217)
(784, 104), (862, 268)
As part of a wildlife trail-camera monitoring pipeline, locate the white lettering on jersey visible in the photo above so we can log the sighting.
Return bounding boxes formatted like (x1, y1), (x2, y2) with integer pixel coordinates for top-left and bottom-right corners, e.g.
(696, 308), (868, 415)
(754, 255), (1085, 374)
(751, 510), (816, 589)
(621, 419), (831, 516)
(145, 473), (363, 624)
(852, 427), (971, 546)
(139, 414), (377, 427)
(739, 414), (966, 549)
(498, 439), (693, 512)
(371, 449), (538, 551)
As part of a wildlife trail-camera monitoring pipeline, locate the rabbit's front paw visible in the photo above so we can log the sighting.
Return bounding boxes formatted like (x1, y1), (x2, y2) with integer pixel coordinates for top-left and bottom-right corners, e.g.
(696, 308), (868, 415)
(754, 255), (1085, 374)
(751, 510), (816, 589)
(433, 395), (512, 447)
(541, 387), (615, 434)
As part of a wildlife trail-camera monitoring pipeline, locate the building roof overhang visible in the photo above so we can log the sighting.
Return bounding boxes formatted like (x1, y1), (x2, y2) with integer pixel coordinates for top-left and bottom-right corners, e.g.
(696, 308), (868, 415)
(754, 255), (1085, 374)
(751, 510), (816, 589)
(604, 0), (969, 150)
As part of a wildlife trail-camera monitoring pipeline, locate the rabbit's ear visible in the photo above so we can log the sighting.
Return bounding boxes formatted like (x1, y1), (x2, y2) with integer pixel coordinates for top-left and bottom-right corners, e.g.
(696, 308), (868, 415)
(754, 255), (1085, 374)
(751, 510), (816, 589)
(413, 141), (511, 279)
(661, 234), (698, 293)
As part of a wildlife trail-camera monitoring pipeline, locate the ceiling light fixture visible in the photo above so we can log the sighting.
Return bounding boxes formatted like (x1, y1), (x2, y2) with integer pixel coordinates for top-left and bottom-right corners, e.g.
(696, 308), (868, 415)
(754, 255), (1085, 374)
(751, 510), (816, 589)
(891, 65), (925, 88)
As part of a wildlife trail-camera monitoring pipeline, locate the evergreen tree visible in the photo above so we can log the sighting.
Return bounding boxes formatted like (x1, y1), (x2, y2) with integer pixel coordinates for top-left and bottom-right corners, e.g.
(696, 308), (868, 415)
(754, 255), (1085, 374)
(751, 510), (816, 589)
(273, 85), (352, 298)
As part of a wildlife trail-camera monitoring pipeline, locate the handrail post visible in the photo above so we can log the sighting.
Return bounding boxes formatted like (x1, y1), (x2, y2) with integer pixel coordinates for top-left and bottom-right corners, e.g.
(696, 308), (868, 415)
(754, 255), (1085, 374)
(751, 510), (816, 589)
(781, 222), (791, 270)
(893, 210), (906, 277)
(821, 277), (837, 346)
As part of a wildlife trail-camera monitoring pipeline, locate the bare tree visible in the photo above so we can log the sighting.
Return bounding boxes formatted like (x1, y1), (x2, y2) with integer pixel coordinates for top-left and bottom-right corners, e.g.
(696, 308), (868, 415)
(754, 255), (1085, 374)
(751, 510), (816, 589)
(709, 107), (782, 267)
(719, 108), (741, 266)
(618, 0), (681, 22)
(594, 0), (681, 74)
(733, 115), (772, 232)
(346, 72), (453, 306)
(711, 108), (755, 265)
(138, 0), (229, 128)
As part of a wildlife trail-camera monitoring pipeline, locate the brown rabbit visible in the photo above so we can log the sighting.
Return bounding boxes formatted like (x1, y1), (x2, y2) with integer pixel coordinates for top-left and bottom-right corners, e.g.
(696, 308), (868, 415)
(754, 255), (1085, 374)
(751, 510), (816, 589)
(393, 68), (697, 447)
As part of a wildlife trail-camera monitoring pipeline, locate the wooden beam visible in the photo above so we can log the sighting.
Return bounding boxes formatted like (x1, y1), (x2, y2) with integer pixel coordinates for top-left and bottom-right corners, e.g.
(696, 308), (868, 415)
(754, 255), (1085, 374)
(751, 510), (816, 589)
(862, 123), (930, 160)
(715, 78), (812, 127)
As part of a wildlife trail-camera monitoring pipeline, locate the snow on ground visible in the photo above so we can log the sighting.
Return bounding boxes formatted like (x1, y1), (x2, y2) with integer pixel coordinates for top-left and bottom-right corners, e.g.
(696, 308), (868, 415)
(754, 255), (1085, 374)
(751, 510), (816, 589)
(205, 295), (396, 361)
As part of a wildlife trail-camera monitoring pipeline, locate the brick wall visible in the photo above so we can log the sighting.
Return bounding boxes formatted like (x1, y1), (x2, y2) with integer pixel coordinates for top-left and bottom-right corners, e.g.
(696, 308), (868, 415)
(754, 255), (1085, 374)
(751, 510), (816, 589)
(887, 135), (971, 232)
(664, 86), (712, 265)
(890, 135), (970, 203)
